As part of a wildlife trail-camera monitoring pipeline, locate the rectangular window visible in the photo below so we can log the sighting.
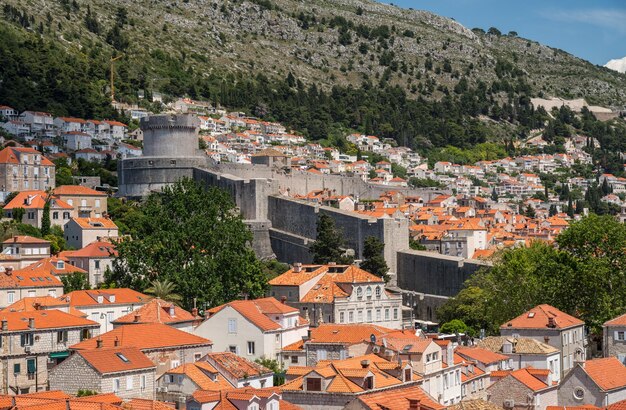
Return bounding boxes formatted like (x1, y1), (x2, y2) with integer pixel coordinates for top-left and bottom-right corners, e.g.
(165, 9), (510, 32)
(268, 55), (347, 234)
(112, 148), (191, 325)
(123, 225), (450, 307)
(366, 310), (372, 322)
(194, 353), (202, 361)
(126, 376), (133, 390)
(21, 333), (34, 346)
(291, 356), (299, 364)
(385, 309), (390, 320)
(7, 292), (15, 304)
(228, 318), (237, 334)
(247, 341), (255, 355)
(393, 308), (398, 320)
(617, 331), (625, 341)
(95, 260), (101, 269)
(95, 199), (101, 208)
(52, 212), (59, 220)
(140, 375), (146, 390)
(358, 310), (364, 322)
(113, 379), (120, 392)
(339, 312), (345, 323)
(229, 345), (238, 354)
(27, 359), (36, 376)
(376, 309), (381, 321)
(13, 363), (21, 374)
(317, 349), (327, 360)
(349, 311), (354, 323)
(57, 330), (68, 343)
(306, 378), (322, 391)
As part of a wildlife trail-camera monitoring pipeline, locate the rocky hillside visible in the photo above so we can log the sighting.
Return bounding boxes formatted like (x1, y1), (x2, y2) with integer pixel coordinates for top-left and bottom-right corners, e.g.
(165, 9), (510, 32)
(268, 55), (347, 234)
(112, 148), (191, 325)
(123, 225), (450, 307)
(3, 0), (626, 107)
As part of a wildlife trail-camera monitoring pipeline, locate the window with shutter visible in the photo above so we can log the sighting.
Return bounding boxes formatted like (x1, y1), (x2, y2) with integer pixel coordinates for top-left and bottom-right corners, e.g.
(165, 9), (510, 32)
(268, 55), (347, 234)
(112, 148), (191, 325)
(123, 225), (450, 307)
(306, 378), (321, 391)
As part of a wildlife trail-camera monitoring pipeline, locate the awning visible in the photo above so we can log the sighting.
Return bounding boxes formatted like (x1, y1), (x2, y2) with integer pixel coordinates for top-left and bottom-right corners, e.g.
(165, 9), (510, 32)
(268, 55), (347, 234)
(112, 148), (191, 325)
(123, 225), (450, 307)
(49, 351), (70, 359)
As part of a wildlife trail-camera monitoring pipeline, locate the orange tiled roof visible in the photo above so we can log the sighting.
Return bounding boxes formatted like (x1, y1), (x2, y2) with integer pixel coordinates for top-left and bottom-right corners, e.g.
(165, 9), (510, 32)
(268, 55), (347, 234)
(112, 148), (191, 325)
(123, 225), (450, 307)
(21, 256), (88, 277)
(206, 352), (272, 379)
(492, 368), (550, 392)
(208, 297), (300, 332)
(307, 323), (393, 345)
(112, 298), (197, 325)
(501, 304), (583, 330)
(70, 323), (212, 351)
(0, 296), (87, 318)
(582, 357), (626, 391)
(66, 240), (118, 258)
(53, 185), (107, 196)
(78, 347), (155, 374)
(70, 217), (119, 230)
(604, 312), (626, 327)
(4, 191), (73, 210)
(455, 346), (509, 365)
(0, 263), (64, 289)
(125, 398), (176, 410)
(0, 146), (54, 166)
(2, 235), (50, 245)
(350, 384), (444, 410)
(60, 288), (149, 307)
(165, 362), (235, 390)
(0, 310), (98, 331)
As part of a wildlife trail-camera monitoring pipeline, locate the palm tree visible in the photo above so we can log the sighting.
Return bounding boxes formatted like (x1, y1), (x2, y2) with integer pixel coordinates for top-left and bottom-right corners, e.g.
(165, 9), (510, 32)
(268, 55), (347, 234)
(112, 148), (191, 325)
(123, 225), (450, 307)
(144, 279), (183, 305)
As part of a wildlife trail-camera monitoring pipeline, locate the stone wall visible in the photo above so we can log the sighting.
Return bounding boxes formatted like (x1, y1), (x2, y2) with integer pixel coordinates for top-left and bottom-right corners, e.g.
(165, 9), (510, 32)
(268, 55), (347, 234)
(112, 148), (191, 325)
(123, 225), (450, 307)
(49, 353), (102, 394)
(603, 326), (626, 359)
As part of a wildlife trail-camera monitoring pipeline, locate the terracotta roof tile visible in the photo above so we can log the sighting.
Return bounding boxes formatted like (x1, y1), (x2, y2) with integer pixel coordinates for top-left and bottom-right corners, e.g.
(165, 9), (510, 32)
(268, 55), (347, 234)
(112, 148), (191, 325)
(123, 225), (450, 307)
(125, 398), (176, 410)
(79, 347), (155, 374)
(604, 312), (626, 327)
(582, 358), (626, 391)
(165, 363), (235, 390)
(70, 217), (119, 230)
(112, 298), (197, 326)
(60, 288), (149, 307)
(71, 323), (212, 350)
(2, 235), (50, 244)
(0, 310), (98, 331)
(449, 399), (504, 410)
(477, 336), (559, 355)
(501, 304), (584, 330)
(307, 324), (393, 345)
(206, 352), (272, 379)
(0, 263), (64, 289)
(53, 185), (107, 196)
(353, 384), (444, 410)
(66, 240), (118, 258)
(208, 297), (299, 332)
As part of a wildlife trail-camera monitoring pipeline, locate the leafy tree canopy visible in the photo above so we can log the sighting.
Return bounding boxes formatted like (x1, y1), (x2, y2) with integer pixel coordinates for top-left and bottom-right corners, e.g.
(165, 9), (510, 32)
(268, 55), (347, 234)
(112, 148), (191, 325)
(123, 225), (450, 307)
(106, 178), (267, 310)
(360, 236), (389, 281)
(438, 215), (626, 334)
(310, 214), (354, 265)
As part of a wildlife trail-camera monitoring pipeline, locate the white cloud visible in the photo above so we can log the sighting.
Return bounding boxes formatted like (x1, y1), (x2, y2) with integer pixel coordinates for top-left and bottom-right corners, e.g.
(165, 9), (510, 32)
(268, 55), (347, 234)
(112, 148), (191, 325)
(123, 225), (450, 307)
(540, 8), (626, 34)
(605, 56), (626, 73)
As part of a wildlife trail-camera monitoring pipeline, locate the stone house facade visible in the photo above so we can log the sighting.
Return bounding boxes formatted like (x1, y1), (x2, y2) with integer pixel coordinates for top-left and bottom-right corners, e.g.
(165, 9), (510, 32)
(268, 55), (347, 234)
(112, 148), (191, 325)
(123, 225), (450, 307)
(0, 310), (99, 395)
(0, 147), (55, 200)
(49, 346), (155, 399)
(52, 185), (107, 218)
(487, 369), (558, 410)
(500, 304), (586, 376)
(557, 358), (626, 407)
(603, 313), (626, 362)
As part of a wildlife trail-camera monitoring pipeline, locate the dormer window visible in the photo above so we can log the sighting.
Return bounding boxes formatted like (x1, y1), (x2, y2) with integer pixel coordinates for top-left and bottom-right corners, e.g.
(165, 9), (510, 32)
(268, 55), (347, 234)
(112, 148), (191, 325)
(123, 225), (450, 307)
(306, 378), (322, 392)
(356, 287), (363, 300)
(97, 296), (104, 303)
(56, 261), (65, 270)
(375, 286), (381, 299)
(404, 368), (412, 381)
(109, 295), (116, 303)
(364, 375), (374, 390)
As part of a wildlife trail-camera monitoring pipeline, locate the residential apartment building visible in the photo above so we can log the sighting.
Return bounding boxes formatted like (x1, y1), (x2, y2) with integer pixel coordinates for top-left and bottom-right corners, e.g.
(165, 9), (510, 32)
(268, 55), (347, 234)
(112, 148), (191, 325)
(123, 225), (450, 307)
(50, 346), (155, 399)
(603, 313), (626, 362)
(0, 265), (64, 308)
(52, 185), (107, 218)
(269, 263), (403, 329)
(1, 236), (51, 270)
(18, 111), (54, 138)
(3, 191), (72, 229)
(70, 323), (213, 377)
(0, 310), (99, 395)
(187, 388), (294, 410)
(557, 358), (626, 407)
(63, 240), (117, 287)
(194, 297), (308, 362)
(0, 147), (55, 200)
(487, 368), (558, 410)
(478, 336), (562, 382)
(500, 304), (586, 376)
(58, 288), (149, 333)
(156, 352), (273, 403)
(63, 217), (119, 249)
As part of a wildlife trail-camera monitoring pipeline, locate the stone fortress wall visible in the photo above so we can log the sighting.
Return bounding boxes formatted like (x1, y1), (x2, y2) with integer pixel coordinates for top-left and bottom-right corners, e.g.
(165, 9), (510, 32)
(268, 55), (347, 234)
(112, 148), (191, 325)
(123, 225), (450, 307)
(118, 114), (485, 321)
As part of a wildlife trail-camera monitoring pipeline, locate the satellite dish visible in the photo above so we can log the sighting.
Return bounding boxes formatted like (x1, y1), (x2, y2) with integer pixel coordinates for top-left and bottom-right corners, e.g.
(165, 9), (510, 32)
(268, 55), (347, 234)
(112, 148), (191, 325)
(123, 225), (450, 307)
(370, 334), (377, 343)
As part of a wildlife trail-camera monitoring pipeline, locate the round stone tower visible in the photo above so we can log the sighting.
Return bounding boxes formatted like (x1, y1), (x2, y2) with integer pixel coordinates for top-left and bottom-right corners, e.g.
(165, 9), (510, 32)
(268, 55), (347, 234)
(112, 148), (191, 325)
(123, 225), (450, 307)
(141, 114), (201, 157)
(117, 114), (209, 198)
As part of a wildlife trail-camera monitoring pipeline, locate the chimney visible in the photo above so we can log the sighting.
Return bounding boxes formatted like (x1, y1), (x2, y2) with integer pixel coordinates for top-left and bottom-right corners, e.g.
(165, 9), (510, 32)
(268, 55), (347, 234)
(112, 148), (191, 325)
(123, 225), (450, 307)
(191, 308), (198, 317)
(96, 338), (103, 349)
(293, 263), (302, 273)
(33, 302), (41, 311)
(1, 319), (7, 331)
(408, 399), (421, 410)
(360, 359), (370, 368)
(544, 336), (550, 344)
(169, 305), (175, 317)
(114, 336), (120, 347)
(281, 296), (287, 304)
(28, 317), (35, 329)
(133, 314), (141, 323)
(5, 267), (13, 276)
(328, 262), (336, 266)
(547, 316), (556, 328)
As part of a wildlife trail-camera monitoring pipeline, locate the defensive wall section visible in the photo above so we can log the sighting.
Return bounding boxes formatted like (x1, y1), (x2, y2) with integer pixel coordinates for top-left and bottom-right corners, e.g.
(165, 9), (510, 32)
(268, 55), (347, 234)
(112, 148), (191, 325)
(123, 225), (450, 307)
(117, 114), (487, 321)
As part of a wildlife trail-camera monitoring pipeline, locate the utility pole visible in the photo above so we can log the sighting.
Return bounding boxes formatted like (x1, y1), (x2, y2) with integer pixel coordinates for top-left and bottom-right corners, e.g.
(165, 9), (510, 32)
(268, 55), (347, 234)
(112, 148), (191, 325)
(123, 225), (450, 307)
(110, 54), (124, 102)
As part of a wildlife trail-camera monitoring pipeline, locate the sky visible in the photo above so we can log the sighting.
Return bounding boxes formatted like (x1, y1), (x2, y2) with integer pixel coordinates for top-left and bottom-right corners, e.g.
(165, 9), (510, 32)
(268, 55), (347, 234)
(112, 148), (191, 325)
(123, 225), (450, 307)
(379, 0), (626, 66)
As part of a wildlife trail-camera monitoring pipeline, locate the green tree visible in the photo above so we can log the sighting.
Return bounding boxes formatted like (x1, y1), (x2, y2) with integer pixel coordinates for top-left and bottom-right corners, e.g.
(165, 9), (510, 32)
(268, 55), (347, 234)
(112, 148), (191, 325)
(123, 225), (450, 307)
(12, 207), (25, 222)
(360, 236), (389, 281)
(62, 272), (91, 292)
(491, 188), (498, 202)
(107, 178), (266, 310)
(41, 195), (51, 236)
(524, 204), (536, 218)
(310, 214), (353, 264)
(255, 358), (284, 385)
(144, 279), (182, 304)
(439, 319), (471, 336)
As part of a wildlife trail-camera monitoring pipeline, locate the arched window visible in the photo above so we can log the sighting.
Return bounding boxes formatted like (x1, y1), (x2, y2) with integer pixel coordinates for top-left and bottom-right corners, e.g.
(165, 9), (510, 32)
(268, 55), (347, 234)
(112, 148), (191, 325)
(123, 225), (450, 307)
(365, 286), (372, 298)
(356, 287), (363, 299)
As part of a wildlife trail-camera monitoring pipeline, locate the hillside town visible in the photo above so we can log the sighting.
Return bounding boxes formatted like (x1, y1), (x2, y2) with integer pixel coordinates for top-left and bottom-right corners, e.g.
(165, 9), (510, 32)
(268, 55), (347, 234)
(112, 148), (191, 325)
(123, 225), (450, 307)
(0, 96), (625, 410)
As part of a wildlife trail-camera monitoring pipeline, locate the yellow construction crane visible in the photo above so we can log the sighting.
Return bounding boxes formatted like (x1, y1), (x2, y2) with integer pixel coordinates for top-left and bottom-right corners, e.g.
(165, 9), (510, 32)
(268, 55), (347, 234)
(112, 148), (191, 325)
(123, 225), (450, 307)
(110, 54), (124, 102)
